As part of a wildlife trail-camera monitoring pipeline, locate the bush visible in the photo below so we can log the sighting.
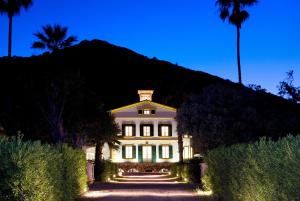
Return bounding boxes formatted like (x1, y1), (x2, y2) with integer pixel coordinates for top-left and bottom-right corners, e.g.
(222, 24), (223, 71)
(0, 136), (87, 201)
(203, 135), (300, 201)
(95, 160), (117, 182)
(171, 158), (202, 183)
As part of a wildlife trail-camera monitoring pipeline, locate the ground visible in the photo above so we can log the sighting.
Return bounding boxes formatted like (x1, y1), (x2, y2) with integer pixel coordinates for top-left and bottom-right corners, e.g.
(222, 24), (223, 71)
(80, 173), (213, 201)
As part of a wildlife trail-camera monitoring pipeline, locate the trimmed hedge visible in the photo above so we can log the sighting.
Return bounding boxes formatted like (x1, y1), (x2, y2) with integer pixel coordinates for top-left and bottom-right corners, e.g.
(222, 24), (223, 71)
(202, 135), (300, 201)
(95, 160), (118, 182)
(0, 136), (87, 201)
(171, 158), (202, 183)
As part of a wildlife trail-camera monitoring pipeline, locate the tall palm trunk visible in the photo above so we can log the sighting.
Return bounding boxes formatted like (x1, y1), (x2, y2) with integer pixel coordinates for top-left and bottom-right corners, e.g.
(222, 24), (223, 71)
(178, 133), (183, 163)
(94, 142), (103, 181)
(8, 15), (13, 58)
(237, 26), (242, 84)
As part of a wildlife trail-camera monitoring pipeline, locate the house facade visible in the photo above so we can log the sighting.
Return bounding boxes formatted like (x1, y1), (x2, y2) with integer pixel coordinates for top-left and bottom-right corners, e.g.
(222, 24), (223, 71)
(84, 90), (193, 164)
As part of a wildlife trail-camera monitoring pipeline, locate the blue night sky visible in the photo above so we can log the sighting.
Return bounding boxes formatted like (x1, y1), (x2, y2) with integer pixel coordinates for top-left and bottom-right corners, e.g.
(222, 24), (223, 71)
(0, 0), (299, 93)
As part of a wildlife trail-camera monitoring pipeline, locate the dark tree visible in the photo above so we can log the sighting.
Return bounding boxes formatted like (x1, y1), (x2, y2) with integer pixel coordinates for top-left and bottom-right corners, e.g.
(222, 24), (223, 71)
(216, 0), (257, 84)
(81, 108), (120, 181)
(278, 70), (300, 103)
(32, 24), (77, 52)
(0, 0), (33, 57)
(178, 84), (300, 153)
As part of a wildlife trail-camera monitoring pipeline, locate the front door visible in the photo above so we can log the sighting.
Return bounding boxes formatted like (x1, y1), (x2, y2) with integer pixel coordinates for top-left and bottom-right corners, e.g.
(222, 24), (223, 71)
(142, 146), (152, 162)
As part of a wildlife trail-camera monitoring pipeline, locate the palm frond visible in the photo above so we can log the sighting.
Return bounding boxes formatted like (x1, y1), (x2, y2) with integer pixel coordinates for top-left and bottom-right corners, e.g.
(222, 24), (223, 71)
(220, 8), (229, 21)
(31, 41), (45, 49)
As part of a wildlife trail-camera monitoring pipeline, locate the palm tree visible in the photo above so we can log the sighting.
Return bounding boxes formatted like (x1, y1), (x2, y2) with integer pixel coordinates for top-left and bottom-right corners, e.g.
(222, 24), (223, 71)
(216, 0), (257, 84)
(0, 0), (33, 57)
(32, 24), (77, 52)
(82, 110), (120, 181)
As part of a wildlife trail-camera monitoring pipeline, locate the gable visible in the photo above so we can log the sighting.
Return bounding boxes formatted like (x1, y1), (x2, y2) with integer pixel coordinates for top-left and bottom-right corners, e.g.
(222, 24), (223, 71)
(110, 101), (176, 116)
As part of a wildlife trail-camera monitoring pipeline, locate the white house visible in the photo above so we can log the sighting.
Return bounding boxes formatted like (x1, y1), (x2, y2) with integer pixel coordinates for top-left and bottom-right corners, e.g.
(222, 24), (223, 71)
(85, 90), (193, 164)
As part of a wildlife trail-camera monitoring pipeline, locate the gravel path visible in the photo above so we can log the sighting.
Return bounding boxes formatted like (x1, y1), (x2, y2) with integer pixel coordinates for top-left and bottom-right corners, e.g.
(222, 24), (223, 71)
(80, 174), (211, 201)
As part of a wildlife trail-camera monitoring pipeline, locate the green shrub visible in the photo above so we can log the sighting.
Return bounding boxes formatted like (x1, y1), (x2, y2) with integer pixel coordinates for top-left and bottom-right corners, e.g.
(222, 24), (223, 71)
(95, 160), (117, 182)
(171, 158), (202, 183)
(0, 136), (87, 201)
(203, 135), (300, 201)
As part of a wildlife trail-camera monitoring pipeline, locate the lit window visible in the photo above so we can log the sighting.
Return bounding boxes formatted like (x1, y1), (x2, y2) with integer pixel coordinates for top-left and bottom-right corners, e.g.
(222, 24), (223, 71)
(183, 146), (189, 159)
(143, 126), (151, 136)
(125, 146), (133, 158)
(143, 109), (151, 115)
(125, 126), (133, 136)
(142, 146), (152, 162)
(162, 145), (170, 158)
(161, 126), (169, 136)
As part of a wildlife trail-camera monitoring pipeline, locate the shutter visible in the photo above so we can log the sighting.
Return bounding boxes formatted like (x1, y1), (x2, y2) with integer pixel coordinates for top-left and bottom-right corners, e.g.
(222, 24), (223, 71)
(122, 145), (125, 159)
(158, 125), (162, 136)
(132, 125), (136, 136)
(140, 125), (143, 136)
(150, 125), (154, 136)
(138, 145), (143, 163)
(152, 145), (156, 163)
(169, 125), (172, 136)
(159, 145), (162, 158)
(122, 125), (125, 136)
(133, 145), (136, 158)
(169, 145), (173, 159)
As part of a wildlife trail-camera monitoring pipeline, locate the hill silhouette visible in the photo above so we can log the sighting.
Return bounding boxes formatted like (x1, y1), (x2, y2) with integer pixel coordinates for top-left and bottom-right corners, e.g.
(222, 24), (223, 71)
(0, 39), (299, 142)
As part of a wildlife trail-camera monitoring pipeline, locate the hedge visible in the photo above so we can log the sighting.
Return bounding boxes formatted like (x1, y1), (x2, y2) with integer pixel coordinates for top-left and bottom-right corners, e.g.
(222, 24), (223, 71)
(202, 135), (300, 201)
(95, 160), (118, 182)
(171, 158), (202, 183)
(0, 136), (87, 201)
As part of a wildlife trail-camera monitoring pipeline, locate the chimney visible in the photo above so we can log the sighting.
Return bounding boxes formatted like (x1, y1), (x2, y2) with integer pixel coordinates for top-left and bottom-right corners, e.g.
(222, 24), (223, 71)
(138, 90), (154, 101)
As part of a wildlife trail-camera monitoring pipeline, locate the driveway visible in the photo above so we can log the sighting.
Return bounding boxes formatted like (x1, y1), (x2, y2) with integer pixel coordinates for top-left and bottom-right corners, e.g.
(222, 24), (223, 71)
(80, 173), (212, 201)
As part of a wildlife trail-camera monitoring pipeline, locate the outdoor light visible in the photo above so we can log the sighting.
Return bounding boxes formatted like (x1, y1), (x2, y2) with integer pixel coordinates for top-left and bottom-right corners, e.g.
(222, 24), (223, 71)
(113, 174), (116, 178)
(196, 189), (213, 196)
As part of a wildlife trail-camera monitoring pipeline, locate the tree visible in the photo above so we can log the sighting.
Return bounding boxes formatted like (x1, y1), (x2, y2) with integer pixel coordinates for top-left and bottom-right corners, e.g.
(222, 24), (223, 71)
(177, 84), (300, 153)
(216, 0), (257, 84)
(81, 108), (120, 181)
(278, 70), (300, 103)
(0, 0), (33, 57)
(32, 24), (77, 52)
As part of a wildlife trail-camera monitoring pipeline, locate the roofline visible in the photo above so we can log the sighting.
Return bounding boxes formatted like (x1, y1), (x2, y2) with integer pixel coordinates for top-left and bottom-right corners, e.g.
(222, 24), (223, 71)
(110, 100), (177, 113)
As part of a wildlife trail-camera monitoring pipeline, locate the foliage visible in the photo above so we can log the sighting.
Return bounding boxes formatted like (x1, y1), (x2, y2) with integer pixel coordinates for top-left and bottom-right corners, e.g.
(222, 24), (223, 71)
(278, 70), (300, 103)
(95, 160), (117, 182)
(32, 24), (77, 52)
(0, 136), (87, 201)
(171, 158), (202, 183)
(178, 84), (300, 153)
(0, 0), (32, 16)
(202, 135), (300, 201)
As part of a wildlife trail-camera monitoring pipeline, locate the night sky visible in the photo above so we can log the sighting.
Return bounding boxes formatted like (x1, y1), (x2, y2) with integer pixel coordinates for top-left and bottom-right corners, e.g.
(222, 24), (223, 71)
(0, 0), (299, 93)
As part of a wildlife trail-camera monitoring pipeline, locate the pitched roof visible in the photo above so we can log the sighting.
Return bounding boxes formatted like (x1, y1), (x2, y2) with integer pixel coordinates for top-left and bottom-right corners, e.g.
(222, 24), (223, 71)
(110, 100), (176, 113)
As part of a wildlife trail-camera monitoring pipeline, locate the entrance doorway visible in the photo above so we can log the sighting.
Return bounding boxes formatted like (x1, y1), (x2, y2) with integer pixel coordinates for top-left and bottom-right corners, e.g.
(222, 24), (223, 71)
(143, 146), (152, 162)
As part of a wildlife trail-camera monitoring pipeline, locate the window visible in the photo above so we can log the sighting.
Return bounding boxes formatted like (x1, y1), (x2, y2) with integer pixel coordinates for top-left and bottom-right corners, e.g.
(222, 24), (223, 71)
(143, 126), (151, 136)
(183, 146), (190, 159)
(142, 146), (152, 162)
(162, 145), (170, 158)
(125, 126), (133, 136)
(161, 126), (169, 136)
(143, 109), (151, 115)
(125, 146), (133, 158)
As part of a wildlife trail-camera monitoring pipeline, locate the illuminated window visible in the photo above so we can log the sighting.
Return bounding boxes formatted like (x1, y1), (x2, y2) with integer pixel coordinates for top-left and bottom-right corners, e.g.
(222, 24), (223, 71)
(143, 146), (152, 162)
(143, 109), (151, 114)
(143, 126), (151, 136)
(183, 146), (189, 159)
(161, 126), (169, 136)
(162, 145), (170, 158)
(125, 126), (133, 136)
(125, 146), (133, 158)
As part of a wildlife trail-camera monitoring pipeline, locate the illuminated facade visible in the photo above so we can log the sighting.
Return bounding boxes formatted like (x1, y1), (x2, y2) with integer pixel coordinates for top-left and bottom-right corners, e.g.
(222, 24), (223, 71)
(84, 90), (193, 163)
